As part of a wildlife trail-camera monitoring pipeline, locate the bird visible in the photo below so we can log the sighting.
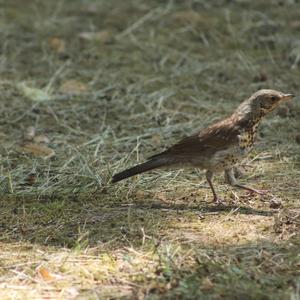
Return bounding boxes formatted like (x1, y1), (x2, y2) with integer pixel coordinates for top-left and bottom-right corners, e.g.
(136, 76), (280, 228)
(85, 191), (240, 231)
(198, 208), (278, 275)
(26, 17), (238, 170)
(112, 89), (294, 204)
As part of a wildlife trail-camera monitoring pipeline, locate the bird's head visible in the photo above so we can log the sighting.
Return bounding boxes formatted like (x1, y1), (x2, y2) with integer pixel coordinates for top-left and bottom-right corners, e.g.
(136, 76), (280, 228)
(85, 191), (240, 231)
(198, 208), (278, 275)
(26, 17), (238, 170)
(249, 89), (294, 114)
(236, 89), (294, 119)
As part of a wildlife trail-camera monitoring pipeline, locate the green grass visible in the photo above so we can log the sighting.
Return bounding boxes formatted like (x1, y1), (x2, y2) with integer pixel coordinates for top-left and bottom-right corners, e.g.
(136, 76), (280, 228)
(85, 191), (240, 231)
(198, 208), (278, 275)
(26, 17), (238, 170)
(0, 0), (299, 299)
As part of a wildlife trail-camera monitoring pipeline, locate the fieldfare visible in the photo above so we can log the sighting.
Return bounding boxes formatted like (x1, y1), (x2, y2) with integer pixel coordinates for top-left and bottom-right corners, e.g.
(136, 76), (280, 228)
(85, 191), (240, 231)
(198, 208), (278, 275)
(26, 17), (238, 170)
(112, 89), (294, 203)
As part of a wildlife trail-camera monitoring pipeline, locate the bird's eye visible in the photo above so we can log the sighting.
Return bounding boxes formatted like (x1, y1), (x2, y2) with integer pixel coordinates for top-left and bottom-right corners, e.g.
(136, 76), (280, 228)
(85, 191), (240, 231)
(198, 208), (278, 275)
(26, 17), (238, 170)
(271, 96), (277, 101)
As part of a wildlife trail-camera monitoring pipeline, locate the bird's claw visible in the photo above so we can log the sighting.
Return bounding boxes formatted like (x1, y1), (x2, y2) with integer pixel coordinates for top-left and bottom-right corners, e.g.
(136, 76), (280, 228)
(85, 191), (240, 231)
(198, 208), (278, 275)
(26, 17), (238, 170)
(248, 188), (269, 196)
(213, 197), (226, 206)
(234, 184), (270, 196)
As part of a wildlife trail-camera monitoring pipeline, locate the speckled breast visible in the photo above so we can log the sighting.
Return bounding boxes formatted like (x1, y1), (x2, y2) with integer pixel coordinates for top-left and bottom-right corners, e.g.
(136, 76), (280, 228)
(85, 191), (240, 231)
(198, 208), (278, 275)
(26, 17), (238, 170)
(209, 127), (258, 172)
(238, 127), (257, 153)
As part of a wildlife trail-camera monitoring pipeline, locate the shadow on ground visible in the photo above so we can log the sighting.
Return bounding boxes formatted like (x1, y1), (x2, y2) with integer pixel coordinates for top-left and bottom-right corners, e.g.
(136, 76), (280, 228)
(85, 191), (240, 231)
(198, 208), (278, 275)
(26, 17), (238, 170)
(0, 192), (280, 249)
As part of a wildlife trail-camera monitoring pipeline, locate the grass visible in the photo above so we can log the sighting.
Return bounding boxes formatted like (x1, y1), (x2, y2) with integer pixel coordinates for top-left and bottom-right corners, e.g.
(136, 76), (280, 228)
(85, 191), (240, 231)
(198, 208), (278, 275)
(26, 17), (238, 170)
(0, 0), (300, 299)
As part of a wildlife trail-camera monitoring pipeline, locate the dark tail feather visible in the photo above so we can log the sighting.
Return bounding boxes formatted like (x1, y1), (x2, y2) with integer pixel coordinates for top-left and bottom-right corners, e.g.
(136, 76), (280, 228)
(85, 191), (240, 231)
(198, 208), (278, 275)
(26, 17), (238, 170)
(112, 158), (166, 183)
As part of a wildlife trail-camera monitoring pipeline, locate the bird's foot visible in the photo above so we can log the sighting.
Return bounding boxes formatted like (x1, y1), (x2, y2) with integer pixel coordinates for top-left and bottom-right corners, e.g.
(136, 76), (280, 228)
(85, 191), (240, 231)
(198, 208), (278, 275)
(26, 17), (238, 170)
(249, 188), (269, 195)
(235, 184), (269, 196)
(213, 196), (226, 206)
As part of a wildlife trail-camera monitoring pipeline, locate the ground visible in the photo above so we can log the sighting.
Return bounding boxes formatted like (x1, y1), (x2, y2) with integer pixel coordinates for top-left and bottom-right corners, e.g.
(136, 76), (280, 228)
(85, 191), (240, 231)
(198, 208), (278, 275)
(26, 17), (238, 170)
(0, 0), (299, 299)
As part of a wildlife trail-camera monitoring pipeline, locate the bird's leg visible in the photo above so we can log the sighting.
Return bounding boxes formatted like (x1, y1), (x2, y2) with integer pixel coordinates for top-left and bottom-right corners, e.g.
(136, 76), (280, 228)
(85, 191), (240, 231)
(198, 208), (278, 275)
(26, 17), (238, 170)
(206, 170), (223, 204)
(224, 166), (244, 183)
(224, 168), (268, 195)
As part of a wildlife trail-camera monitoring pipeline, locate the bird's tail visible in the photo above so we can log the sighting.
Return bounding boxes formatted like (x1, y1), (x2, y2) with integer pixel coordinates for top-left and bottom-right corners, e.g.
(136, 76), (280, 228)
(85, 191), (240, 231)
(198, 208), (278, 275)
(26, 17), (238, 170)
(112, 157), (167, 183)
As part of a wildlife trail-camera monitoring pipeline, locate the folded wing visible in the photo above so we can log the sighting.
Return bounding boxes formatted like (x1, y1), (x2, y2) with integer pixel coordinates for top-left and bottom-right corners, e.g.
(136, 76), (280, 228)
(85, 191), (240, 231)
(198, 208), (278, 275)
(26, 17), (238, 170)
(150, 117), (240, 160)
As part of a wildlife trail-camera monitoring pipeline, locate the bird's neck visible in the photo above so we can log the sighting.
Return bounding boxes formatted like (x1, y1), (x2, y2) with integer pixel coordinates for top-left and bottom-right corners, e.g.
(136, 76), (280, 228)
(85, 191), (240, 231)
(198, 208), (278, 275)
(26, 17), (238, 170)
(232, 100), (265, 129)
(236, 113), (263, 130)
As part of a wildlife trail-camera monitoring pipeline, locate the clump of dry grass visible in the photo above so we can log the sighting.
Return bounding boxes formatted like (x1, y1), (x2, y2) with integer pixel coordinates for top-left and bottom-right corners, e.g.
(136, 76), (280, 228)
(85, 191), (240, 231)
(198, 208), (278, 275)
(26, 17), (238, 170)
(0, 0), (299, 299)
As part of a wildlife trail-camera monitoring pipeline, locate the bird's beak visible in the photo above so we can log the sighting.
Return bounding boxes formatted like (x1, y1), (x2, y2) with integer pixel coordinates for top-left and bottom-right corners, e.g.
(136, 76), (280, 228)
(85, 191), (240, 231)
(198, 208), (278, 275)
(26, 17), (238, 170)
(281, 93), (294, 101)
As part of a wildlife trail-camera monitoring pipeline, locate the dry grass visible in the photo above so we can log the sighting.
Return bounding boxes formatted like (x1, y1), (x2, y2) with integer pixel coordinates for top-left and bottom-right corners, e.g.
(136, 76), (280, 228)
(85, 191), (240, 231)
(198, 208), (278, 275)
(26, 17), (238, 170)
(0, 0), (300, 299)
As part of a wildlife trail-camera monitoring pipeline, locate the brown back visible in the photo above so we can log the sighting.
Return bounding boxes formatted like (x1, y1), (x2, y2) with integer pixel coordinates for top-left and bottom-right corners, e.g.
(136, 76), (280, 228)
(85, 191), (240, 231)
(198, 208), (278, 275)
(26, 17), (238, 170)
(151, 115), (241, 160)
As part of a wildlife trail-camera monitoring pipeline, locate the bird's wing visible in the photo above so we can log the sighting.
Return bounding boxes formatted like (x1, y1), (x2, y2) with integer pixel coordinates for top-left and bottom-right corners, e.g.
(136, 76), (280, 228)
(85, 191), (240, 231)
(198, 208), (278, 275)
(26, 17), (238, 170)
(152, 117), (240, 159)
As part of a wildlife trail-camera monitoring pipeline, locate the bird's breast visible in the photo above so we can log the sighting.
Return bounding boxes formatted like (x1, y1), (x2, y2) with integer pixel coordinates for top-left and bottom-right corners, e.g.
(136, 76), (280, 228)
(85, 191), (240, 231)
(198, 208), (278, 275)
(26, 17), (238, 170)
(238, 126), (258, 153)
(207, 145), (245, 172)
(204, 127), (258, 172)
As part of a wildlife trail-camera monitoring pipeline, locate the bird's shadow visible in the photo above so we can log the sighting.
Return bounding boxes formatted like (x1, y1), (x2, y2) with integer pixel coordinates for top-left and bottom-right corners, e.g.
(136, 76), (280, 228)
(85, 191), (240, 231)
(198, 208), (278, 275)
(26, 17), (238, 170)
(120, 200), (275, 217)
(0, 193), (275, 250)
